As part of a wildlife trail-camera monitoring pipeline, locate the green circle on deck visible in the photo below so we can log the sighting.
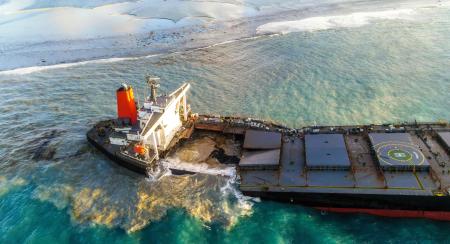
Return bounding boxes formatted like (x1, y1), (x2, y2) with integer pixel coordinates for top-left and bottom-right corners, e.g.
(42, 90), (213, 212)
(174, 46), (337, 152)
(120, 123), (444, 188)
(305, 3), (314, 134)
(387, 149), (412, 161)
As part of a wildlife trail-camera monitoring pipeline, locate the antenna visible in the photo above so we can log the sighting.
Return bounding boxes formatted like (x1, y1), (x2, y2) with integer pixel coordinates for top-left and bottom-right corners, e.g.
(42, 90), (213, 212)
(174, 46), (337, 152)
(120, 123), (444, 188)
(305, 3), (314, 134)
(135, 85), (141, 108)
(146, 76), (160, 103)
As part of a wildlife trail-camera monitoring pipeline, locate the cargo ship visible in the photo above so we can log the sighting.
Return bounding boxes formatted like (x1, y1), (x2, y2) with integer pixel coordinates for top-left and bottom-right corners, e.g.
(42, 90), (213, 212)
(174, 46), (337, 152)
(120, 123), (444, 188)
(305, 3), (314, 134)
(87, 78), (450, 221)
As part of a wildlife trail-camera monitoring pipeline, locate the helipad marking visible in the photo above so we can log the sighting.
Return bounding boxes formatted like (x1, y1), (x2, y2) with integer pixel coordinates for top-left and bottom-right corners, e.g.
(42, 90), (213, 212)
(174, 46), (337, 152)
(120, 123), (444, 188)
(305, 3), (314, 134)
(374, 141), (425, 166)
(387, 148), (413, 162)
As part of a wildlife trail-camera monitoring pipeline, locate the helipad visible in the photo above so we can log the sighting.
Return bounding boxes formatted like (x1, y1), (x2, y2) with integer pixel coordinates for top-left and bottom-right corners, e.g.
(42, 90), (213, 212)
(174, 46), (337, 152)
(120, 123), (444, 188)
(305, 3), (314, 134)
(369, 133), (430, 171)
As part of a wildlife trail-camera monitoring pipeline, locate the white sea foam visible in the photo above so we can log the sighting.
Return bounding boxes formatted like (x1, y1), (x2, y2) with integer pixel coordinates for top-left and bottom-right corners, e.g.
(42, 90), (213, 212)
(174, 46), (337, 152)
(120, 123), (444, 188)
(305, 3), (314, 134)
(220, 173), (259, 205)
(146, 163), (172, 182)
(0, 34), (278, 76)
(0, 54), (159, 75)
(256, 9), (417, 34)
(162, 157), (237, 177)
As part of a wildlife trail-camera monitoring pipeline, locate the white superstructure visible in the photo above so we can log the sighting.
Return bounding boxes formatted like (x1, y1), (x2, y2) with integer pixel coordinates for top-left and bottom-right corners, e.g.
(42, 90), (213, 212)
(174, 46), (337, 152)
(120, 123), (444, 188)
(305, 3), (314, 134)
(110, 77), (191, 160)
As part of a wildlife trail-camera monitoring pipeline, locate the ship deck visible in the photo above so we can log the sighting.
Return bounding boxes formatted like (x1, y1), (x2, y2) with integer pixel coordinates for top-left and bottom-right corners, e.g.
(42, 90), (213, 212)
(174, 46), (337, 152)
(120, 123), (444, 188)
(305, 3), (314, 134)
(239, 135), (437, 196)
(194, 116), (450, 197)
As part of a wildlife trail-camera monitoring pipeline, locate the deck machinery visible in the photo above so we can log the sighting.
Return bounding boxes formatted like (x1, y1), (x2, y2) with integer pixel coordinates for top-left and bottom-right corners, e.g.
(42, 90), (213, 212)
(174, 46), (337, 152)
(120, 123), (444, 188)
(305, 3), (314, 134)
(88, 80), (450, 220)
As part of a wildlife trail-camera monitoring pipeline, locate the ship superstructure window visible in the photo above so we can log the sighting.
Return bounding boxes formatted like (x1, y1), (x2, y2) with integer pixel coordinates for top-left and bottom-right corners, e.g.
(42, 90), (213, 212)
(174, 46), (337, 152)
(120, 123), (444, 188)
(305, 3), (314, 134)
(305, 134), (351, 170)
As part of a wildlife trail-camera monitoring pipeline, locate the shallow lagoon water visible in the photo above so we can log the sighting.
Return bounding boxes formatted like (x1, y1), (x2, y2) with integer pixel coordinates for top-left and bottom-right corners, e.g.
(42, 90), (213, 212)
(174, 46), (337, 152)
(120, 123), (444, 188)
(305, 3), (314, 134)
(1, 7), (450, 243)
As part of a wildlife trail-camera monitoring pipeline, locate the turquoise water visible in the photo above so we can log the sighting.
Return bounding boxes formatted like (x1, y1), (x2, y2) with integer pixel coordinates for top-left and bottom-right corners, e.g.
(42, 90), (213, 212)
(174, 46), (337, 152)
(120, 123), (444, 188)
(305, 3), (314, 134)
(1, 6), (450, 243)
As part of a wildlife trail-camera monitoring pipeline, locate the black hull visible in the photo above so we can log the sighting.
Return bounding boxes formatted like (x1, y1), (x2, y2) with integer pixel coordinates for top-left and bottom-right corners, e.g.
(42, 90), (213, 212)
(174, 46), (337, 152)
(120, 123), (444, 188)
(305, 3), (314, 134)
(87, 129), (194, 176)
(87, 130), (149, 175)
(243, 191), (450, 212)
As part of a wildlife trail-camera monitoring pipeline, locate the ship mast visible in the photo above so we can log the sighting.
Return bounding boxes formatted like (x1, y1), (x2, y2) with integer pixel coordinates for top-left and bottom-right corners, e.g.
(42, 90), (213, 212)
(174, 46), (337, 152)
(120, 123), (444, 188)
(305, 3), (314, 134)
(147, 76), (160, 103)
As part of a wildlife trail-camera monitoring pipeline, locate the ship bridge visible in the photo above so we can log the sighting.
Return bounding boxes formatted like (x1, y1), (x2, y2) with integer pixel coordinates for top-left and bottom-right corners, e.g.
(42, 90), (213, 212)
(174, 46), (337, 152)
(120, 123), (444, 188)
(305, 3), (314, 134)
(107, 78), (191, 164)
(138, 81), (191, 160)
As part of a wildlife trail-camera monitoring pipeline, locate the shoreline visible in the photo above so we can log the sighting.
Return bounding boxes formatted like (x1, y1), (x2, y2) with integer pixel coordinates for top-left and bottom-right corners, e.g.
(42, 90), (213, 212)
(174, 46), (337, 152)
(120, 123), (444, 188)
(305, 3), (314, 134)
(0, 0), (445, 74)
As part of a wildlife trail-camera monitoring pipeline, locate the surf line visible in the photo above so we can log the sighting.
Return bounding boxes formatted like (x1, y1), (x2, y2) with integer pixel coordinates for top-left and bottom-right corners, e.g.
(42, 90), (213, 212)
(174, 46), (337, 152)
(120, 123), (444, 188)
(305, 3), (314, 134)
(0, 33), (278, 76)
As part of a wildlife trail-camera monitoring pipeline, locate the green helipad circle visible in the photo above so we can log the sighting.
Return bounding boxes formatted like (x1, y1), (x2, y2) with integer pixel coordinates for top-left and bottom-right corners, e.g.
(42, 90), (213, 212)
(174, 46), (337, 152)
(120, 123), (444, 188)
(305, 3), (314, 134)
(387, 149), (412, 161)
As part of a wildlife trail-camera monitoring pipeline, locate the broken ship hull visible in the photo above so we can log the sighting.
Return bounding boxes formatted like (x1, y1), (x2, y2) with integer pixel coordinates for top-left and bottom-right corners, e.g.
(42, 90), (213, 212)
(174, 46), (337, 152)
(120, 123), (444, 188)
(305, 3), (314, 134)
(87, 80), (450, 221)
(87, 115), (450, 221)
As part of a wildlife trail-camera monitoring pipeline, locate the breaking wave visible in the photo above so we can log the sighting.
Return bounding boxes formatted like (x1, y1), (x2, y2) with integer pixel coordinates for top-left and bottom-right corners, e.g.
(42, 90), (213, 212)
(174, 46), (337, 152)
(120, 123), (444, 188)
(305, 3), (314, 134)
(256, 9), (417, 34)
(0, 54), (159, 76)
(0, 34), (275, 76)
(162, 158), (236, 177)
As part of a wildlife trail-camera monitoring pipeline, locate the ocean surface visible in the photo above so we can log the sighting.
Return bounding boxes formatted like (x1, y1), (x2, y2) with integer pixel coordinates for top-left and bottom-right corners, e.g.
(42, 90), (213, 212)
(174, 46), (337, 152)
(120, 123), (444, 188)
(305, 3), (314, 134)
(1, 5), (450, 244)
